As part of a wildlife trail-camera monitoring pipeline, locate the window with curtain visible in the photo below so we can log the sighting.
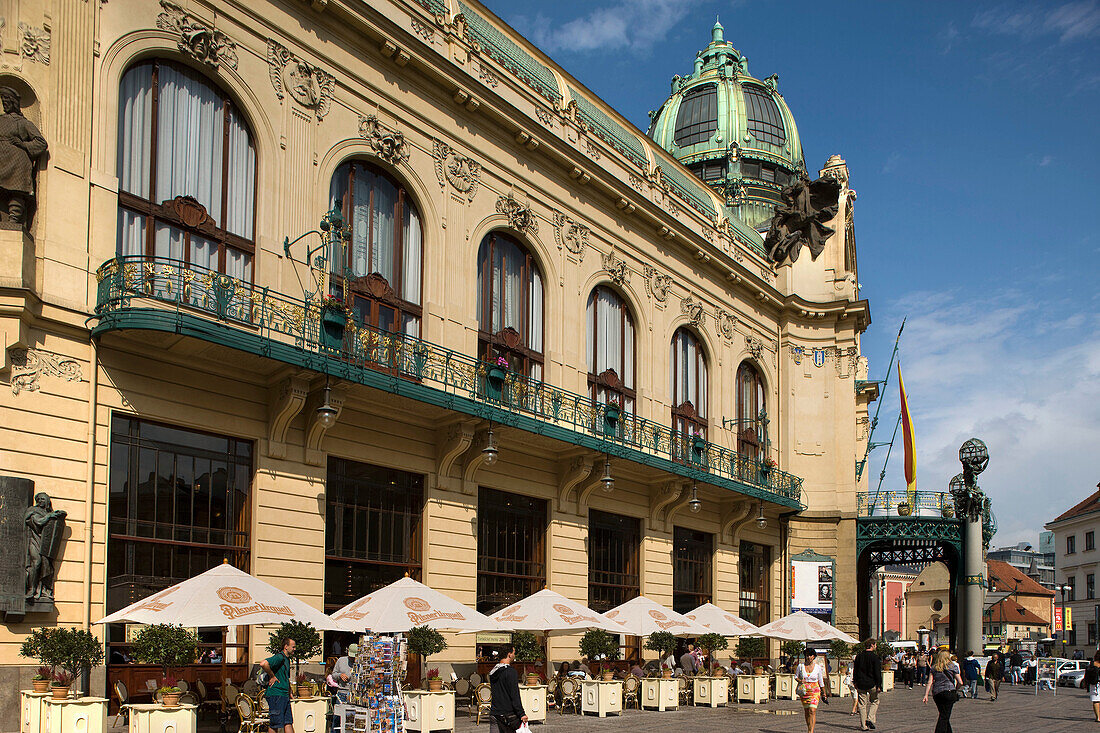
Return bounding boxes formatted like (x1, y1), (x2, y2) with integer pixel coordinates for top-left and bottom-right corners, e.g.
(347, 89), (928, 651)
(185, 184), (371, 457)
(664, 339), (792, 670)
(670, 328), (708, 441)
(324, 457), (423, 612)
(739, 541), (771, 626)
(586, 286), (635, 412)
(476, 232), (544, 378)
(736, 361), (766, 462)
(329, 161), (423, 337)
(116, 60), (256, 281)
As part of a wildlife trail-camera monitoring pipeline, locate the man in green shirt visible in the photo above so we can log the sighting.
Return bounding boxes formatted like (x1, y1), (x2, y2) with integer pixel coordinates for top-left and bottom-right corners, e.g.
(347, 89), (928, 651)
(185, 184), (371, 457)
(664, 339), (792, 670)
(260, 637), (296, 733)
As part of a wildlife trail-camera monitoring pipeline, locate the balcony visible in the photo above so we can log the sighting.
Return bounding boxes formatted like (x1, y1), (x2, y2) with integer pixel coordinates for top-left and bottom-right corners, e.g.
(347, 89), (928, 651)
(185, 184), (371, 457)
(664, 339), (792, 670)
(857, 490), (996, 545)
(92, 257), (803, 508)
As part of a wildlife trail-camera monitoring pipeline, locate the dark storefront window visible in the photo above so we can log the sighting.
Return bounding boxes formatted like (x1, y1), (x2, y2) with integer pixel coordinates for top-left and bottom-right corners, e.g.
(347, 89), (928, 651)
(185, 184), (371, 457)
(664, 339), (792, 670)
(477, 488), (546, 615)
(107, 415), (252, 612)
(673, 527), (713, 615)
(589, 510), (641, 613)
(739, 541), (771, 626)
(325, 458), (423, 611)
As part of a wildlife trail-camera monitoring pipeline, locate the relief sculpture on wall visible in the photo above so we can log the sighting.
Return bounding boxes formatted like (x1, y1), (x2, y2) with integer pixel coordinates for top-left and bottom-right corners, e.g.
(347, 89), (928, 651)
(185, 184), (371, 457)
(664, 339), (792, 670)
(0, 477), (65, 621)
(0, 87), (47, 230)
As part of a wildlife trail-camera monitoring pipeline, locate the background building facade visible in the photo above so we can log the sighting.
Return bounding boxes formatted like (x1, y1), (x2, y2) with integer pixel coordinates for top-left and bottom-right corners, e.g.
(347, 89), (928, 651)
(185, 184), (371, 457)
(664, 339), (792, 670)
(0, 0), (872, 723)
(1046, 486), (1100, 658)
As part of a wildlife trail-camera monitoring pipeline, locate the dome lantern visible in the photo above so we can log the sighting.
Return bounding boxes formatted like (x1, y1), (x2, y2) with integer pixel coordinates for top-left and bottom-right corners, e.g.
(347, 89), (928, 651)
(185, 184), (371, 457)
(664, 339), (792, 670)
(647, 20), (807, 230)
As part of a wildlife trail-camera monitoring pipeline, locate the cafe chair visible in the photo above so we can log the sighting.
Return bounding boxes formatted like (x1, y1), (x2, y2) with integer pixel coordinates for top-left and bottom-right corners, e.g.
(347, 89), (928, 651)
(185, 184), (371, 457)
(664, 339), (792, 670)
(622, 675), (640, 709)
(235, 693), (269, 733)
(179, 691), (198, 706)
(558, 677), (580, 715)
(454, 678), (471, 707)
(677, 675), (692, 706)
(112, 680), (131, 728)
(194, 679), (220, 720)
(469, 672), (482, 686)
(726, 673), (737, 705)
(176, 679), (190, 693)
(473, 683), (492, 725)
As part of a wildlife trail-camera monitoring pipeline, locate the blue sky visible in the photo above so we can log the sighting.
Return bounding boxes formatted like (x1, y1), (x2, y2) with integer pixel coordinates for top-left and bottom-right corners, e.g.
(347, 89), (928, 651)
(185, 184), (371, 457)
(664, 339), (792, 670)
(483, 0), (1100, 546)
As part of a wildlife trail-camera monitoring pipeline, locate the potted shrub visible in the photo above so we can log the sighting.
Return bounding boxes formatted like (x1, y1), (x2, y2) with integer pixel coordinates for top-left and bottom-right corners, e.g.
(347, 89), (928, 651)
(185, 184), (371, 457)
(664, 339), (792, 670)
(579, 630), (619, 680)
(828, 640), (851, 666)
(512, 631), (543, 683)
(130, 624), (198, 705)
(407, 625), (448, 691)
(644, 631), (676, 678)
(604, 399), (621, 424)
(425, 668), (443, 693)
(266, 621), (323, 680)
(319, 294), (348, 351)
(51, 670), (76, 700)
(696, 633), (729, 677)
(781, 640), (805, 661)
(157, 676), (182, 707)
(295, 672), (313, 698)
(32, 666), (52, 693)
(735, 636), (767, 672)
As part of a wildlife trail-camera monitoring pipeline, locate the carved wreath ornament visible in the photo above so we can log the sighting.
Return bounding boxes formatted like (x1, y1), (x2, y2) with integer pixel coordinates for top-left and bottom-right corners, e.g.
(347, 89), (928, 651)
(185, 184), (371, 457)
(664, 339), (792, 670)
(268, 40), (335, 120)
(358, 115), (410, 165)
(432, 140), (481, 202)
(157, 2), (238, 69)
(553, 213), (589, 259)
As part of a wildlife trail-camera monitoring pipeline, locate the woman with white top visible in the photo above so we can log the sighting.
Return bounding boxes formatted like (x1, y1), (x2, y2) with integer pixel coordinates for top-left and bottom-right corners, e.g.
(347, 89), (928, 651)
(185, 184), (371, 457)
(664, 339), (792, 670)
(796, 650), (830, 733)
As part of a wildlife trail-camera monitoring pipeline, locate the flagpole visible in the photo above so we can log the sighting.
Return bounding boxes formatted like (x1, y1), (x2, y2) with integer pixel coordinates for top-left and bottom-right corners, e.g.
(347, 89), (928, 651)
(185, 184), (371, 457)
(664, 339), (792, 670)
(856, 317), (905, 482)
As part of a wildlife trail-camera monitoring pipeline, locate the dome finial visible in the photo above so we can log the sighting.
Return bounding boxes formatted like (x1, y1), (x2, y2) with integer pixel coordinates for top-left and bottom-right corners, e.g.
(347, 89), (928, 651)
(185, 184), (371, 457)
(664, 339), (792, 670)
(712, 17), (725, 43)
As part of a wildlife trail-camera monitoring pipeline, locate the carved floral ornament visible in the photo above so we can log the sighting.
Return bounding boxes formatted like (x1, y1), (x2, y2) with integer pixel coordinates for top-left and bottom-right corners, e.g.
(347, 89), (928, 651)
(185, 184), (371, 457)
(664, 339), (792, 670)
(432, 140), (481, 202)
(552, 212), (589, 259)
(601, 249), (629, 286)
(19, 23), (49, 65)
(496, 194), (539, 236)
(267, 40), (335, 120)
(157, 2), (238, 70)
(7, 348), (82, 395)
(642, 264), (671, 303)
(358, 115), (410, 166)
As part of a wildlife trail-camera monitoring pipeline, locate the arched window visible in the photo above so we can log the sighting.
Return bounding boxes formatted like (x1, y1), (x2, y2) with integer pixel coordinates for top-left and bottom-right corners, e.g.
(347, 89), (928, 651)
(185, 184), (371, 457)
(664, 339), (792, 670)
(116, 60), (255, 280)
(674, 83), (718, 147)
(329, 161), (422, 336)
(742, 85), (786, 147)
(476, 232), (543, 378)
(670, 328), (707, 438)
(586, 286), (635, 411)
(736, 361), (766, 461)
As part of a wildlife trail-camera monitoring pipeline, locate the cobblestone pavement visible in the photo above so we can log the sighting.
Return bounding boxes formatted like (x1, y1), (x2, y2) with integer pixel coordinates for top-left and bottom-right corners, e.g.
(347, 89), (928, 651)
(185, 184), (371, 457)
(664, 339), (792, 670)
(107, 681), (1095, 732)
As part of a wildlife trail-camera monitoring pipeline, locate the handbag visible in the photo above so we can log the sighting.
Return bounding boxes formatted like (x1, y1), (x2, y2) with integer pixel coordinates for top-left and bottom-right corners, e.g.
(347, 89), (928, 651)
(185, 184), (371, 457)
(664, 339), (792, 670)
(494, 713), (523, 732)
(795, 683), (807, 697)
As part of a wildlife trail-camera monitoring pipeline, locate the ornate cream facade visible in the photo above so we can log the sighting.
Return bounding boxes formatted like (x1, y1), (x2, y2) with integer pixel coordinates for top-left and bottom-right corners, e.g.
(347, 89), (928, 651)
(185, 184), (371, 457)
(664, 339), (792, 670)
(0, 0), (872, 719)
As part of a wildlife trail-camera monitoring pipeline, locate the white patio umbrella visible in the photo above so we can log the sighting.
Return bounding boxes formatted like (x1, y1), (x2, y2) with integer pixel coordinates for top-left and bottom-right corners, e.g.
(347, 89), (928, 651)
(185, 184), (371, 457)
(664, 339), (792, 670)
(685, 603), (761, 636)
(97, 562), (341, 629)
(331, 576), (500, 633)
(490, 588), (625, 677)
(603, 596), (710, 637)
(754, 610), (858, 643)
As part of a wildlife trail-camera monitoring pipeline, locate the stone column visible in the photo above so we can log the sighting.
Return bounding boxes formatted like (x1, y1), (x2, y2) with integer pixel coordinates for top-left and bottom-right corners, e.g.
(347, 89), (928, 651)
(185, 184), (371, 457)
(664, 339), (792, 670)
(959, 515), (985, 655)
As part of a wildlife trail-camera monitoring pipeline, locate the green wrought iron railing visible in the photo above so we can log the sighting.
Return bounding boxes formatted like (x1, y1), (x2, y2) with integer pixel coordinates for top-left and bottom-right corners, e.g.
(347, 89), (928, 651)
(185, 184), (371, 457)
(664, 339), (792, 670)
(92, 257), (804, 508)
(857, 491), (996, 544)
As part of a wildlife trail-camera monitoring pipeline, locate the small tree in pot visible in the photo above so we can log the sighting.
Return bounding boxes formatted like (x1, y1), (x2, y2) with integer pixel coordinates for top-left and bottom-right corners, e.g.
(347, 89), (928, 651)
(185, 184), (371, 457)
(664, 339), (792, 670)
(266, 621), (323, 681)
(512, 631), (544, 684)
(829, 640), (851, 667)
(735, 636), (767, 671)
(696, 633), (729, 676)
(20, 628), (55, 692)
(407, 625), (448, 691)
(579, 630), (619, 679)
(130, 624), (197, 706)
(781, 640), (806, 661)
(39, 628), (105, 699)
(644, 631), (676, 678)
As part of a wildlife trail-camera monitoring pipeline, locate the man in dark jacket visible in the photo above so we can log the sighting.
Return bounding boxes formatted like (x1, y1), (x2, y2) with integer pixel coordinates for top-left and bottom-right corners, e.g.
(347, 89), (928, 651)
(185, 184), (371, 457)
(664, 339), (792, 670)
(1009, 649), (1024, 684)
(488, 644), (527, 733)
(852, 639), (883, 731)
(986, 652), (1004, 701)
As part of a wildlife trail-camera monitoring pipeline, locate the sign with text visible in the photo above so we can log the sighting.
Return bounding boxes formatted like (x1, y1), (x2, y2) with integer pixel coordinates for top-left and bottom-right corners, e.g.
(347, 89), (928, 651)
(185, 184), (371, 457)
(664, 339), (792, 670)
(791, 558), (833, 616)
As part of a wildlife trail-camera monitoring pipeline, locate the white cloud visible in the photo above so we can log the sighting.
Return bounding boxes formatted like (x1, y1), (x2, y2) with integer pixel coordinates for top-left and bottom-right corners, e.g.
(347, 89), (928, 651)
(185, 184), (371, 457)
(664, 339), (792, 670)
(1038, 155), (1053, 166)
(522, 0), (707, 54)
(972, 2), (1100, 43)
(866, 291), (1100, 548)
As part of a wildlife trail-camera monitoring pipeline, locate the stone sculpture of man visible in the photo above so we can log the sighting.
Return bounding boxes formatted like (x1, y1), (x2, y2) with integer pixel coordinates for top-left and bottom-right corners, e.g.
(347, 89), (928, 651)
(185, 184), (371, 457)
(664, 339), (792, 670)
(0, 86), (48, 229)
(25, 492), (66, 602)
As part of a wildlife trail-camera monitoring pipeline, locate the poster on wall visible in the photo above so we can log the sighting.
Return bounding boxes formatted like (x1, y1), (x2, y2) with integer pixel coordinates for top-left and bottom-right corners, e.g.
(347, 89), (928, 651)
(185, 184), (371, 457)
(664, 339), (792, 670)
(791, 550), (834, 621)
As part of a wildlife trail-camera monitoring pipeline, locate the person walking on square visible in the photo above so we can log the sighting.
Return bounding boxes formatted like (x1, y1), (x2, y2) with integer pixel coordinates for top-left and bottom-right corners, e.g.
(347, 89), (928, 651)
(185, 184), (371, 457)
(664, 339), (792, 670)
(853, 638), (883, 731)
(961, 651), (981, 699)
(985, 652), (1004, 701)
(259, 636), (296, 733)
(1009, 649), (1023, 685)
(796, 650), (830, 733)
(488, 644), (527, 733)
(923, 649), (963, 733)
(918, 648), (930, 686)
(1085, 651), (1100, 723)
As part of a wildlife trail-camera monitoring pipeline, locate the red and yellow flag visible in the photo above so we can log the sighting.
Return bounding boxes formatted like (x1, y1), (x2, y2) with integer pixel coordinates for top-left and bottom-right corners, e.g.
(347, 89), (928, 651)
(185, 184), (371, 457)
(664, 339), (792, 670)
(898, 362), (916, 497)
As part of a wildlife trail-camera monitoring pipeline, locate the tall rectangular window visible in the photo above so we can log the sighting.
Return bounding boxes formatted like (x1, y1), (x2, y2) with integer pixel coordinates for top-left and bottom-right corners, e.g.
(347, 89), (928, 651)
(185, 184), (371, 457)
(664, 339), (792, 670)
(1089, 623), (1097, 646)
(1067, 576), (1076, 601)
(325, 458), (423, 612)
(1088, 574), (1095, 600)
(107, 416), (252, 612)
(1087, 531), (1095, 551)
(740, 541), (772, 626)
(589, 510), (641, 613)
(672, 527), (713, 615)
(1068, 535), (1076, 554)
(477, 488), (546, 615)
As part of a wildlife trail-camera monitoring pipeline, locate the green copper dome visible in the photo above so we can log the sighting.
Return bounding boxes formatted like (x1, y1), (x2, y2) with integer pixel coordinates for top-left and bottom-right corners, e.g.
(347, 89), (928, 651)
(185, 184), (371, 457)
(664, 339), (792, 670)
(647, 19), (807, 230)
